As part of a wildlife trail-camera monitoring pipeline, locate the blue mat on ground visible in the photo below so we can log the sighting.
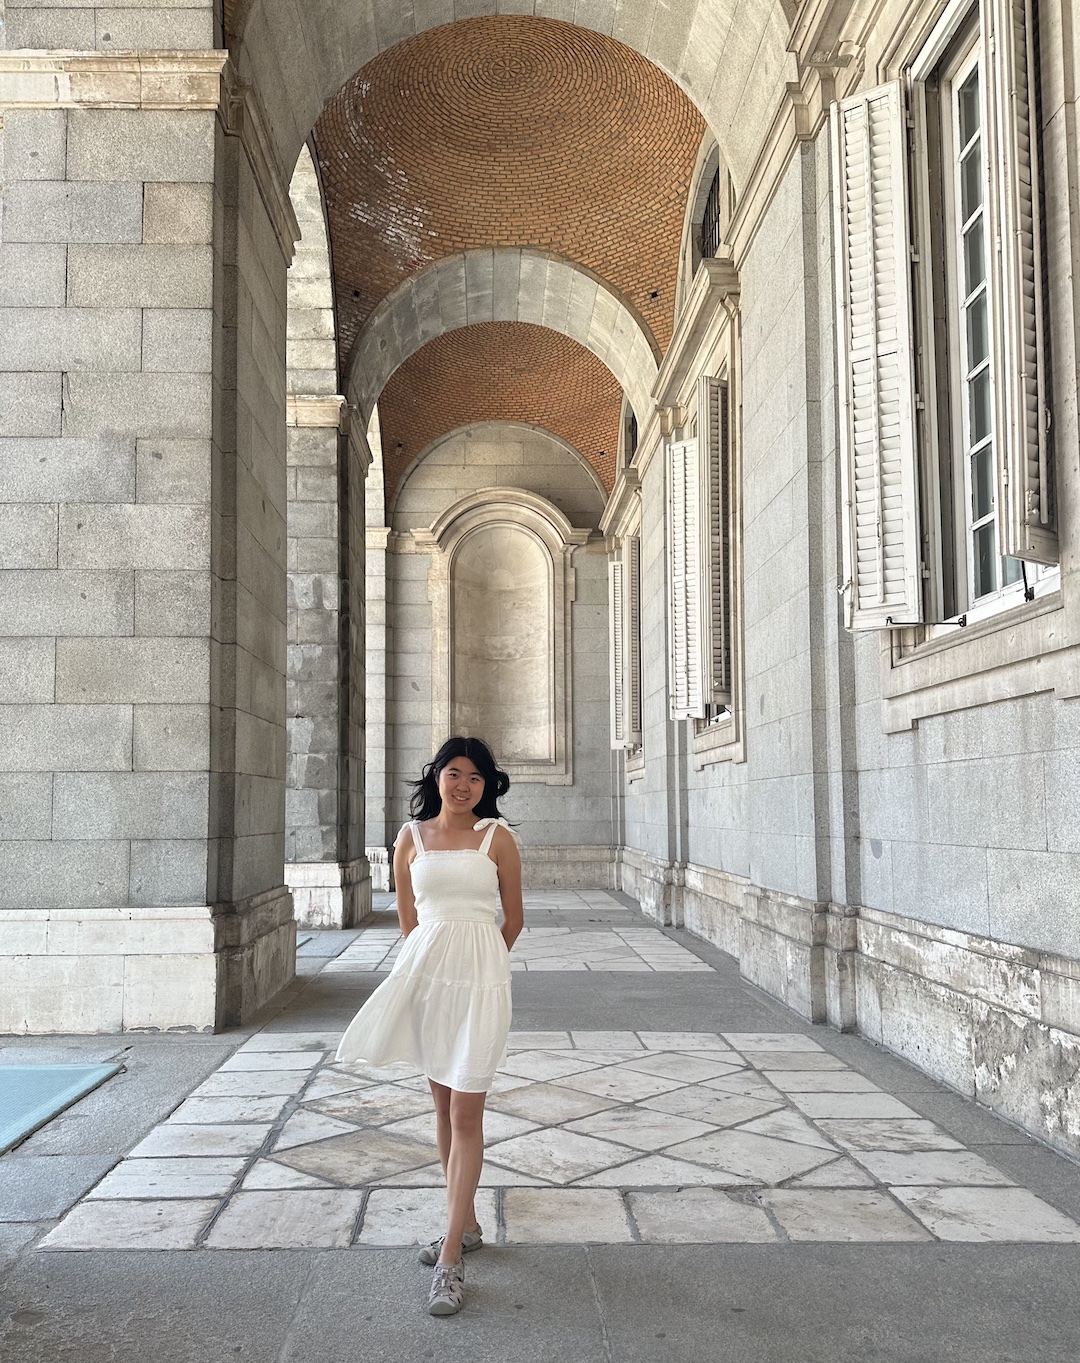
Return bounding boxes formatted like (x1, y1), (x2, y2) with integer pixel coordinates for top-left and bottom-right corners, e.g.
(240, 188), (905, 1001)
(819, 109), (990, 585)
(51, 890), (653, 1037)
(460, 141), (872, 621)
(0, 1063), (122, 1155)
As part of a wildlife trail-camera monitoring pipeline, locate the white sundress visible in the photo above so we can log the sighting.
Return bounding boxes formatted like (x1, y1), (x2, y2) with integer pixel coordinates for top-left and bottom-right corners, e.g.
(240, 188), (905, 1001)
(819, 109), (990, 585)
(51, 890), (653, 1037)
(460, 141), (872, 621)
(335, 818), (514, 1092)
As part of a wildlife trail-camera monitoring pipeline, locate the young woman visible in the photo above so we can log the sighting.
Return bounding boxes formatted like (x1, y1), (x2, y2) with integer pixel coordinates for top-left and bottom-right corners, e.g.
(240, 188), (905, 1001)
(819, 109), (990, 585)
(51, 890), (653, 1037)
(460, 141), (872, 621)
(335, 736), (523, 1316)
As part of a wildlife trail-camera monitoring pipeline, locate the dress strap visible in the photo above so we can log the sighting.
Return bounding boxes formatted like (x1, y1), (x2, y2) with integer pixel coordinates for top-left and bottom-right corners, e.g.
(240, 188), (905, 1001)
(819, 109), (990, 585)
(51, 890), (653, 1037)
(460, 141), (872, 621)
(408, 820), (425, 855)
(473, 817), (517, 855)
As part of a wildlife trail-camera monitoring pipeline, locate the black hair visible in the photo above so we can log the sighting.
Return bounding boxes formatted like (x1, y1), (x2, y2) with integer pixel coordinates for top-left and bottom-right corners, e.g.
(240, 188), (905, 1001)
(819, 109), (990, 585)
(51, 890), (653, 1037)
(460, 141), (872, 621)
(408, 736), (511, 822)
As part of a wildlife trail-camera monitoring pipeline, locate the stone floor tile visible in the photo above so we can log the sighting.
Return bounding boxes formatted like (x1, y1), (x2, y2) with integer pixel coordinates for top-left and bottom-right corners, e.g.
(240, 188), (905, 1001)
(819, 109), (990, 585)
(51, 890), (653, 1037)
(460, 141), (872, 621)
(575, 1153), (755, 1187)
(761, 1069), (882, 1093)
(166, 1094), (291, 1125)
(723, 1033), (824, 1052)
(301, 1070), (375, 1102)
(498, 1050), (606, 1082)
(892, 1186), (1080, 1242)
(485, 1127), (637, 1183)
(86, 1157), (245, 1200)
(665, 1130), (837, 1183)
(641, 1087), (725, 1118)
(503, 1187), (632, 1243)
(356, 1187), (498, 1245)
(619, 1052), (740, 1083)
(274, 1128), (436, 1185)
(586, 962), (654, 971)
(786, 1158), (879, 1188)
(854, 1150), (1014, 1186)
(787, 1093), (921, 1120)
(189, 1070), (309, 1098)
(683, 1094), (783, 1128)
(570, 1031), (644, 1050)
(273, 1109), (358, 1151)
(760, 1189), (932, 1241)
(219, 1052), (323, 1072)
(741, 1050), (847, 1071)
(240, 1160), (334, 1190)
(204, 1190), (364, 1249)
(306, 1081), (432, 1126)
(236, 1032), (341, 1052)
(370, 1163), (445, 1187)
(701, 1072), (781, 1099)
(505, 1031), (573, 1049)
(737, 1109), (839, 1150)
(477, 1163), (554, 1186)
(486, 1071), (533, 1094)
(818, 1118), (965, 1153)
(39, 1199), (219, 1251)
(629, 1188), (778, 1242)
(636, 1031), (728, 1050)
(558, 1066), (686, 1103)
(128, 1123), (272, 1159)
(486, 1081), (621, 1125)
(565, 1104), (717, 1151)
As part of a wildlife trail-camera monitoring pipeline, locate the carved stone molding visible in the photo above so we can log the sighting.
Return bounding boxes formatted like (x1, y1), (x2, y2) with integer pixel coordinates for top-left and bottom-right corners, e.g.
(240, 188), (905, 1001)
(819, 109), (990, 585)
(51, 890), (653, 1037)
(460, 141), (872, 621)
(414, 489), (589, 785)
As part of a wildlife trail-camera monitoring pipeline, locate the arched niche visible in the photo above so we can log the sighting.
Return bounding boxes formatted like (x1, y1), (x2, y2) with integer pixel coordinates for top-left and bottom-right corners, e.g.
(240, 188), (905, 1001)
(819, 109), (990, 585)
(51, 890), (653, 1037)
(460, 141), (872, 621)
(413, 490), (591, 784)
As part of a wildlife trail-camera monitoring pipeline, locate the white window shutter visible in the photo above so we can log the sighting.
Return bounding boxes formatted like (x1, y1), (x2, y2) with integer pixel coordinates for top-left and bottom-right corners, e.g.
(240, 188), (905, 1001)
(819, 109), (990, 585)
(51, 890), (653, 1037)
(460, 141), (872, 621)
(625, 535), (642, 742)
(832, 81), (923, 628)
(609, 557), (626, 748)
(700, 375), (732, 704)
(667, 437), (707, 719)
(984, 0), (1057, 564)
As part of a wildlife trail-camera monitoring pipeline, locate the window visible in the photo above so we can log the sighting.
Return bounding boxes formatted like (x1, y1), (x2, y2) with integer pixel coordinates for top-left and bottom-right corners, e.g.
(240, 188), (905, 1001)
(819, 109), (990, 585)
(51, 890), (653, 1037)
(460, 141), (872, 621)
(667, 375), (732, 720)
(832, 0), (1057, 633)
(700, 167), (723, 261)
(609, 535), (642, 750)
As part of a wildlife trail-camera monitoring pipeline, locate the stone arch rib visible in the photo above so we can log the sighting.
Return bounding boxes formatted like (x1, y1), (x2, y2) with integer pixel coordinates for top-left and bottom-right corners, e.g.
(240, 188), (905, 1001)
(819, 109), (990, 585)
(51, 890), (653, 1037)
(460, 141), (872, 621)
(344, 249), (658, 433)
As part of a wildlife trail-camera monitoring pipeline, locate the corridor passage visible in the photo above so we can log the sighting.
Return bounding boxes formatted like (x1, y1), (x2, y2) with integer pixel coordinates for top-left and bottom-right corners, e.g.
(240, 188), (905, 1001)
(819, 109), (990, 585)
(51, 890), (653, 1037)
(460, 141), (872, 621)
(3, 892), (1080, 1361)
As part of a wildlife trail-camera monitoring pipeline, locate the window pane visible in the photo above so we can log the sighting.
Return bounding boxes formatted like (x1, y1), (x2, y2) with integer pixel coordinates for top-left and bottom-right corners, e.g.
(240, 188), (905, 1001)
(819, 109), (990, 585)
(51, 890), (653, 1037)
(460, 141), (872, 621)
(971, 444), (994, 521)
(958, 70), (980, 145)
(1003, 556), (1024, 586)
(961, 147), (982, 220)
(974, 521), (997, 598)
(969, 367), (991, 443)
(966, 290), (988, 366)
(964, 221), (985, 294)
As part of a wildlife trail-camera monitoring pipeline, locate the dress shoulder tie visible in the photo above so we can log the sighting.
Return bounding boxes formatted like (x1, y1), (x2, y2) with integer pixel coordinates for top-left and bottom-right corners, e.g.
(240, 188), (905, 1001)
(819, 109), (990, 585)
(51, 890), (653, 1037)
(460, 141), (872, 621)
(472, 817), (520, 850)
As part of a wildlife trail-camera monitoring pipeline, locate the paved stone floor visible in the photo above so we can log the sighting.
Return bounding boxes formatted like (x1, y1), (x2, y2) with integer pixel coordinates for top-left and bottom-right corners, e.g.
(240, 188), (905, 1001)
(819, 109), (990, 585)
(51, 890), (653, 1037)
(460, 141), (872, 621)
(3, 888), (1080, 1361)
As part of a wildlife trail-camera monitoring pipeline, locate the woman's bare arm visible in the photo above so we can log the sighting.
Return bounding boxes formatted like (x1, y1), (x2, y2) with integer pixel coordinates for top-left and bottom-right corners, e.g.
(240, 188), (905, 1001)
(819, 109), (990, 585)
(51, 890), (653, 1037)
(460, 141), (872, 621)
(493, 828), (524, 951)
(393, 835), (419, 937)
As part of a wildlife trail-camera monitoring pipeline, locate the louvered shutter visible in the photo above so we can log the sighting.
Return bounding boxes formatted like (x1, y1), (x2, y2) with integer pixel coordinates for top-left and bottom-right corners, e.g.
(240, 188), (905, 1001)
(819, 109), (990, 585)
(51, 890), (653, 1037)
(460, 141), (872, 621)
(832, 82), (923, 628)
(625, 535), (642, 742)
(700, 376), (733, 703)
(667, 437), (707, 719)
(984, 0), (1057, 563)
(609, 557), (626, 747)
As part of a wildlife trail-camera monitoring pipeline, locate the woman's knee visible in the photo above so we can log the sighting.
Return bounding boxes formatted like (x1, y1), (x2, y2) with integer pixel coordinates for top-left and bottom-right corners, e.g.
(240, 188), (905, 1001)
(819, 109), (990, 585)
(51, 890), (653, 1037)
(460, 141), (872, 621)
(449, 1093), (486, 1139)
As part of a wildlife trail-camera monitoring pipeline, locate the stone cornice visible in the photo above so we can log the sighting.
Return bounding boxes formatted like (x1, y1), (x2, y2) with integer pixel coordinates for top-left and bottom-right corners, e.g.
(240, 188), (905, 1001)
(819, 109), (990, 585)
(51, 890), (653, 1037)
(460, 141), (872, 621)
(0, 49), (228, 108)
(286, 394), (345, 428)
(0, 51), (299, 265)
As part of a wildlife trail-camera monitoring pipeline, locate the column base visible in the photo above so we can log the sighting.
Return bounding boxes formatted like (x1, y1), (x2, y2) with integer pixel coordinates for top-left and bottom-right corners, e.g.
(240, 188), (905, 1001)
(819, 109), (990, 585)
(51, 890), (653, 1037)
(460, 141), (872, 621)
(286, 858), (372, 929)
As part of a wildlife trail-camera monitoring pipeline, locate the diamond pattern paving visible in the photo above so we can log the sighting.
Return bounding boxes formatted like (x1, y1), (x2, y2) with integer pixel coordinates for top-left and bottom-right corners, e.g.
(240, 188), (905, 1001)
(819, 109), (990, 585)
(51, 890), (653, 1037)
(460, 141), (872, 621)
(38, 1031), (1080, 1250)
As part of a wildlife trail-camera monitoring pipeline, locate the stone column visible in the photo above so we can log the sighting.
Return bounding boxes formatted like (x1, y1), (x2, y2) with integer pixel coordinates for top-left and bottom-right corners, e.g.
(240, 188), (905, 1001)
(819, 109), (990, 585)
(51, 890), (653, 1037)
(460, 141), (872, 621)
(0, 49), (299, 1031)
(285, 397), (371, 927)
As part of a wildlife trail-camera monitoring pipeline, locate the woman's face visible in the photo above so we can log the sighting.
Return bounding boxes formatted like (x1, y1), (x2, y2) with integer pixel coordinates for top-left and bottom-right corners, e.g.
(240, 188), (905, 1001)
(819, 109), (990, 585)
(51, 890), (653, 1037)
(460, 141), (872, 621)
(437, 756), (485, 814)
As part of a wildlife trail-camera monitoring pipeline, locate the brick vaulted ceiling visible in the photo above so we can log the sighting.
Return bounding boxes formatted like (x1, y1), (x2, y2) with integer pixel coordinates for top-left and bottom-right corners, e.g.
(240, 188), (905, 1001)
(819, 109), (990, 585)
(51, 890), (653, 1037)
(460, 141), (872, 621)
(379, 323), (624, 504)
(311, 15), (705, 504)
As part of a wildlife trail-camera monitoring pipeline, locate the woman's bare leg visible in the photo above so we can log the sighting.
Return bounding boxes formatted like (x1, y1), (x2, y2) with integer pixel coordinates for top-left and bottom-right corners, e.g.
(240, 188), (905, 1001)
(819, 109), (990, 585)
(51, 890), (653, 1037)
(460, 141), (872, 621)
(438, 1088), (487, 1264)
(428, 1080), (480, 1241)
